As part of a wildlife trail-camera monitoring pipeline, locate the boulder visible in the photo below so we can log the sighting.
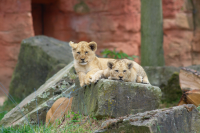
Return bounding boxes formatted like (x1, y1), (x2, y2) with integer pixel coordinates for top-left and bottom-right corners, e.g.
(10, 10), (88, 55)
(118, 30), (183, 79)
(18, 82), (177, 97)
(9, 35), (73, 100)
(144, 65), (200, 103)
(0, 62), (77, 126)
(72, 79), (161, 119)
(144, 65), (200, 87)
(95, 104), (200, 133)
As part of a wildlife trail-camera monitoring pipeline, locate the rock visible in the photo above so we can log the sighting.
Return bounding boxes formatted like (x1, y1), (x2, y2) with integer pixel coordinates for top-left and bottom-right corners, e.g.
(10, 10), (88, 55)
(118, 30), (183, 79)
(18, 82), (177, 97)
(144, 65), (200, 103)
(0, 0), (33, 95)
(143, 66), (179, 87)
(144, 65), (200, 87)
(162, 0), (195, 67)
(2, 0), (200, 95)
(0, 61), (77, 126)
(160, 73), (182, 103)
(9, 36), (73, 100)
(72, 79), (161, 119)
(175, 13), (193, 30)
(95, 104), (199, 133)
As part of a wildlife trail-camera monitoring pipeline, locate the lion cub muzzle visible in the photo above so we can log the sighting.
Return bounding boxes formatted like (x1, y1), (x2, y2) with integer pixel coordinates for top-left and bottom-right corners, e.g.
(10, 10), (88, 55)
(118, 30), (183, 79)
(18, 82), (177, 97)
(80, 58), (87, 65)
(119, 76), (123, 81)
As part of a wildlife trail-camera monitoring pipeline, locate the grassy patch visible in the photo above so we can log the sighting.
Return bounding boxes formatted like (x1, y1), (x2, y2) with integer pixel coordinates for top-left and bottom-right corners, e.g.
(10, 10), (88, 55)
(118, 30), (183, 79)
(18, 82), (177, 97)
(0, 97), (21, 121)
(1, 111), (105, 133)
(0, 111), (7, 120)
(197, 105), (200, 112)
(159, 98), (180, 109)
(160, 73), (182, 104)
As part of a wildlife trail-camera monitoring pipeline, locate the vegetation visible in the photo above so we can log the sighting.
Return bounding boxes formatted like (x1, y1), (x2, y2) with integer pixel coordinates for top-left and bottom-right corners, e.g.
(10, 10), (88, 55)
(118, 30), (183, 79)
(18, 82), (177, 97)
(0, 111), (7, 121)
(1, 111), (103, 133)
(197, 105), (200, 112)
(101, 48), (137, 60)
(0, 98), (21, 121)
(160, 73), (182, 104)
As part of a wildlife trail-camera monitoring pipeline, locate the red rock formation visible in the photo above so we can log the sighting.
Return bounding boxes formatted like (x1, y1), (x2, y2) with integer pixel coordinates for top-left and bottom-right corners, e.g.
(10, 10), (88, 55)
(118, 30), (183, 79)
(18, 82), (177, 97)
(32, 0), (141, 59)
(0, 0), (200, 95)
(163, 0), (195, 67)
(0, 0), (34, 95)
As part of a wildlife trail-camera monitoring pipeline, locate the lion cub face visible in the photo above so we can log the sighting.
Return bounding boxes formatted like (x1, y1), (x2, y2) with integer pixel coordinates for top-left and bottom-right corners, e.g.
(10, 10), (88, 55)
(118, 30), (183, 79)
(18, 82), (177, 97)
(107, 59), (134, 81)
(69, 41), (97, 65)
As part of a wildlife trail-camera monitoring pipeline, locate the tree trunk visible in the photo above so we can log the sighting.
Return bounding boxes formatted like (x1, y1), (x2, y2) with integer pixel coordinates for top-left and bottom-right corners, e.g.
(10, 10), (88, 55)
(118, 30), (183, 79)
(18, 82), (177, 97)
(141, 0), (165, 66)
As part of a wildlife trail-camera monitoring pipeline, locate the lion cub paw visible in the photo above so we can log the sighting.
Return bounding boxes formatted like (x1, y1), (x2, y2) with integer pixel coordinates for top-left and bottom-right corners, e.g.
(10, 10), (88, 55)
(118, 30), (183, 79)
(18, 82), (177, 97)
(136, 76), (143, 83)
(84, 76), (92, 86)
(80, 81), (85, 87)
(90, 73), (102, 83)
(142, 77), (149, 84)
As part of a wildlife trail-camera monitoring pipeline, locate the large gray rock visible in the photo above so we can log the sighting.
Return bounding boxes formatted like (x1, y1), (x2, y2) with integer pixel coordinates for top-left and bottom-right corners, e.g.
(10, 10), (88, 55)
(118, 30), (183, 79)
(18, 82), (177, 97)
(9, 35), (73, 100)
(144, 66), (179, 87)
(72, 80), (161, 119)
(0, 62), (77, 126)
(144, 65), (200, 103)
(144, 65), (200, 87)
(95, 104), (199, 133)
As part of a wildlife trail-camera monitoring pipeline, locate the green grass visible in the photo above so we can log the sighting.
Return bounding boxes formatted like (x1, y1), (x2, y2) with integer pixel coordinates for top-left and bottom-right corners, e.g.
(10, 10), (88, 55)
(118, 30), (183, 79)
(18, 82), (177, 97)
(1, 111), (104, 133)
(0, 111), (7, 120)
(0, 97), (21, 121)
(0, 124), (97, 133)
(159, 99), (180, 109)
(197, 105), (200, 112)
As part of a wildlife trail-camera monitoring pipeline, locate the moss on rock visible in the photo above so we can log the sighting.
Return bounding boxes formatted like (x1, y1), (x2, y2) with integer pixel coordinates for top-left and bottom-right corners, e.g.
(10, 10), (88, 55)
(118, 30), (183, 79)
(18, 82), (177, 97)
(9, 36), (73, 100)
(72, 79), (161, 119)
(160, 72), (182, 103)
(0, 62), (76, 127)
(95, 105), (199, 133)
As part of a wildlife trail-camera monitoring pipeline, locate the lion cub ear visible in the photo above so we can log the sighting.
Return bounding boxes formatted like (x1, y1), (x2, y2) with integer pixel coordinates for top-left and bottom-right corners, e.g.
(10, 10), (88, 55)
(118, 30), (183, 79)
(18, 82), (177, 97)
(127, 62), (133, 69)
(88, 41), (97, 51)
(69, 41), (77, 49)
(107, 61), (114, 69)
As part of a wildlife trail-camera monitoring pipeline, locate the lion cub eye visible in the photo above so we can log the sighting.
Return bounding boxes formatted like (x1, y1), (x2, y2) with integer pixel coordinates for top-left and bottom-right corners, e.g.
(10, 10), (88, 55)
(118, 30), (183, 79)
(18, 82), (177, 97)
(77, 52), (80, 54)
(115, 70), (118, 72)
(85, 51), (88, 54)
(123, 70), (126, 73)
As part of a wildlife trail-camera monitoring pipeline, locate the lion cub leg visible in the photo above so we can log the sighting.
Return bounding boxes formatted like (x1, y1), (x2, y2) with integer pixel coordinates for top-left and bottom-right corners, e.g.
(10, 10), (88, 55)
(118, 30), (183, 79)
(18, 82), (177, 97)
(78, 72), (86, 87)
(142, 76), (150, 84)
(136, 75), (143, 83)
(90, 70), (104, 83)
(85, 68), (101, 85)
(84, 74), (92, 86)
(91, 69), (110, 83)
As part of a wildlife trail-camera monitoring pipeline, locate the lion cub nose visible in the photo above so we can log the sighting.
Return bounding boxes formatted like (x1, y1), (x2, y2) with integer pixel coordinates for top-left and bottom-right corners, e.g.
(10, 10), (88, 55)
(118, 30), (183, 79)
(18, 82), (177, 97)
(81, 59), (85, 61)
(119, 76), (123, 79)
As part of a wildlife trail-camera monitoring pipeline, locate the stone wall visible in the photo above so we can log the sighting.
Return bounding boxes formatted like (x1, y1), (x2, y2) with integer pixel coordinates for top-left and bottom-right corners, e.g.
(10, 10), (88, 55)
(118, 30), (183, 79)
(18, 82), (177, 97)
(31, 0), (200, 66)
(0, 0), (200, 95)
(0, 0), (34, 95)
(31, 0), (142, 59)
(163, 0), (195, 67)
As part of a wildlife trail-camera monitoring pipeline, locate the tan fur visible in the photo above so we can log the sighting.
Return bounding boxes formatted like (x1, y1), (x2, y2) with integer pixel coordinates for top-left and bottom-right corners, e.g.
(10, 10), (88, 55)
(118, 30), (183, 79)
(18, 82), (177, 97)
(45, 97), (73, 125)
(69, 41), (112, 86)
(91, 59), (150, 84)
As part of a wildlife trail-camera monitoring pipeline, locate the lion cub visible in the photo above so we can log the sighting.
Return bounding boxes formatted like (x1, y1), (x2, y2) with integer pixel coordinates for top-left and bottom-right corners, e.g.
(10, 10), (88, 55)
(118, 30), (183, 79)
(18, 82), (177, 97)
(69, 41), (111, 87)
(91, 59), (150, 84)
